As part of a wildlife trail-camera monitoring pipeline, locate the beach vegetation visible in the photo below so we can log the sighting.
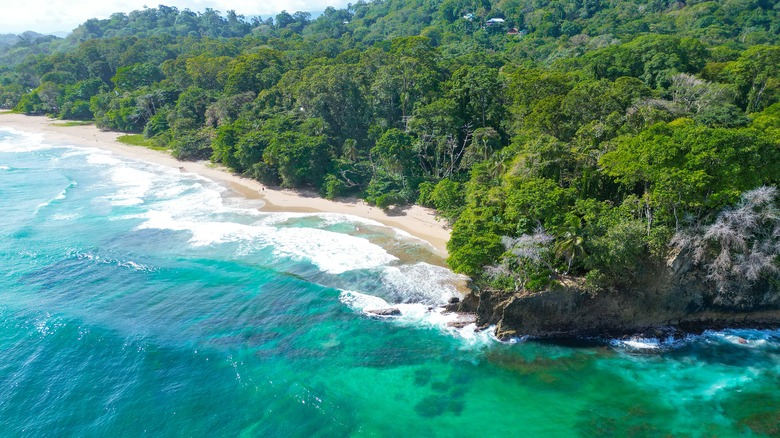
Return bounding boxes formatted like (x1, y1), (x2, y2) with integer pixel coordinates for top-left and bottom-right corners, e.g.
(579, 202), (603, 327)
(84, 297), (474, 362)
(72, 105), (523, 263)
(0, 0), (778, 294)
(117, 134), (168, 151)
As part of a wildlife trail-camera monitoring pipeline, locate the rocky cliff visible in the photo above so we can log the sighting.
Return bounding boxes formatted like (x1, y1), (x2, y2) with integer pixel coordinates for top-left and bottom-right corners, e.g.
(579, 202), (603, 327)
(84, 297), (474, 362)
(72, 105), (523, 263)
(452, 251), (780, 339)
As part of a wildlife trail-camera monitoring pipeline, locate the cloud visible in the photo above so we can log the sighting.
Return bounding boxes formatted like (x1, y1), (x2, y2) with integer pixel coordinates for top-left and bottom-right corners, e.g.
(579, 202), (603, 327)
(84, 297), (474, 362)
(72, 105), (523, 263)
(0, 0), (350, 34)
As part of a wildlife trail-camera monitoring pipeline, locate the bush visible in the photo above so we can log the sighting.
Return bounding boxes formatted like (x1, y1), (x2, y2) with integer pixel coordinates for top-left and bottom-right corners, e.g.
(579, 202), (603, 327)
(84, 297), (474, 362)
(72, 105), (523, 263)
(60, 100), (92, 120)
(585, 218), (648, 288)
(417, 181), (436, 207)
(171, 129), (214, 160)
(430, 178), (464, 220)
(322, 174), (347, 199)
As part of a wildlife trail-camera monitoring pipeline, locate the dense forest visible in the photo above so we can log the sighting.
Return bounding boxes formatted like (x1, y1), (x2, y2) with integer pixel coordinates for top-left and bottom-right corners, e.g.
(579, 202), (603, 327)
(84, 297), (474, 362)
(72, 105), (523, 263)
(2, 0), (779, 298)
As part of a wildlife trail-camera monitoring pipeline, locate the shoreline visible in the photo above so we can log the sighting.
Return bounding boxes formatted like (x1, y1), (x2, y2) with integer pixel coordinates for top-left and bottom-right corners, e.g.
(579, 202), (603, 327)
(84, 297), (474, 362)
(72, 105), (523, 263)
(0, 113), (451, 256)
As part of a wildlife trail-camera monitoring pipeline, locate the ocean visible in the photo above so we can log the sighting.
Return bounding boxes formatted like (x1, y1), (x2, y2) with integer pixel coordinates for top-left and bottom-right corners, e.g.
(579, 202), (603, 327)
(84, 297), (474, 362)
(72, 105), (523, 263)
(1, 127), (778, 437)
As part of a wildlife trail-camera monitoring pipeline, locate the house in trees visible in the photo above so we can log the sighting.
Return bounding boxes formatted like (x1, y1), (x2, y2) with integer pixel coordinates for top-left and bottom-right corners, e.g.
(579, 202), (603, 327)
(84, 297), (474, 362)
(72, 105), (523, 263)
(484, 18), (507, 32)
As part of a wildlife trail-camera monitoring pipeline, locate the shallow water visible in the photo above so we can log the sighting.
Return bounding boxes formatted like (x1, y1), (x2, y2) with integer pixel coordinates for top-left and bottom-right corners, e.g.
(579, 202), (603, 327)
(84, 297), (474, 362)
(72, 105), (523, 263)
(1, 128), (778, 437)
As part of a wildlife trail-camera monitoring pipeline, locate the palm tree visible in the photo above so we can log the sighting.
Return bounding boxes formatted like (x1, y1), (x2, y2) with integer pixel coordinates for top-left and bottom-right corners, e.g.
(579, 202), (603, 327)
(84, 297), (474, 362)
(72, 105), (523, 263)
(342, 138), (359, 162)
(555, 216), (587, 275)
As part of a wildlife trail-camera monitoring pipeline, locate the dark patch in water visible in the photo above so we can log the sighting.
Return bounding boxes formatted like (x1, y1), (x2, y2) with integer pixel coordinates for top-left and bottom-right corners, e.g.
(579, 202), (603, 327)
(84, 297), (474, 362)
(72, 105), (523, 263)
(430, 380), (449, 392)
(10, 227), (33, 239)
(575, 396), (675, 437)
(722, 392), (780, 436)
(740, 411), (780, 436)
(414, 394), (464, 418)
(413, 368), (432, 386)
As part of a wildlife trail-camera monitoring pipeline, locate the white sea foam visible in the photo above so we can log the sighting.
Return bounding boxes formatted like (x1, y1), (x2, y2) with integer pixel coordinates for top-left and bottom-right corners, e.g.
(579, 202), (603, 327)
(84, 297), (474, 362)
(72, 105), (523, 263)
(334, 254), (474, 341)
(316, 213), (388, 229)
(0, 165), (10, 170)
(37, 188), (67, 208)
(114, 172), (401, 274)
(81, 150), (193, 207)
(135, 210), (398, 274)
(339, 289), (391, 311)
(150, 182), (225, 214)
(86, 153), (122, 166)
(339, 290), (494, 345)
(609, 335), (695, 351)
(68, 249), (156, 272)
(35, 181), (76, 212)
(154, 180), (192, 199)
(106, 166), (156, 206)
(706, 329), (779, 349)
(609, 328), (780, 352)
(60, 148), (98, 159)
(378, 263), (466, 304)
(258, 212), (434, 248)
(0, 127), (26, 136)
(0, 129), (50, 152)
(135, 210), (266, 246)
(259, 211), (389, 229)
(703, 370), (759, 396)
(271, 227), (397, 274)
(612, 339), (662, 350)
(51, 213), (79, 221)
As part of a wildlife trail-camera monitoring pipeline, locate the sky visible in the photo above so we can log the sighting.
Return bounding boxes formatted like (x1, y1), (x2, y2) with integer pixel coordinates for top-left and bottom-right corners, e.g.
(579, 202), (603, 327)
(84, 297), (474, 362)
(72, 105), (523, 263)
(0, 0), (351, 34)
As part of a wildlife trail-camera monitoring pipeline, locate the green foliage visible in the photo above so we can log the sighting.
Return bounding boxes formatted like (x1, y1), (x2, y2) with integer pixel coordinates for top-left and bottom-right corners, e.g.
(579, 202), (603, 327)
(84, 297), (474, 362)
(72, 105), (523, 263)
(372, 129), (415, 175)
(60, 99), (92, 120)
(117, 134), (167, 150)
(170, 128), (214, 160)
(585, 35), (708, 88)
(365, 169), (411, 208)
(3, 0), (779, 295)
(322, 173), (347, 199)
(504, 176), (573, 234)
(211, 123), (241, 170)
(585, 217), (648, 288)
(263, 130), (330, 188)
(601, 119), (780, 225)
(15, 91), (44, 114)
(112, 63), (162, 90)
(429, 178), (465, 221)
(447, 203), (508, 276)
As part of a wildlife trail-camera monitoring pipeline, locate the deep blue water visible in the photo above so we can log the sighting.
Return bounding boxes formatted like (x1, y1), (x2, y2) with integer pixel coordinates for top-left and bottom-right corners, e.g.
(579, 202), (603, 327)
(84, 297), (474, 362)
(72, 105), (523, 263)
(1, 127), (778, 437)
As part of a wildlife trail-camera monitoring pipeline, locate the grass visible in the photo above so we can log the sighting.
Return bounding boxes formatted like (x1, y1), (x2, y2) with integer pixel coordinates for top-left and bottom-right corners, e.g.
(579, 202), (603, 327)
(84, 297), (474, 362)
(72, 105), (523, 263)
(117, 134), (169, 151)
(52, 121), (94, 127)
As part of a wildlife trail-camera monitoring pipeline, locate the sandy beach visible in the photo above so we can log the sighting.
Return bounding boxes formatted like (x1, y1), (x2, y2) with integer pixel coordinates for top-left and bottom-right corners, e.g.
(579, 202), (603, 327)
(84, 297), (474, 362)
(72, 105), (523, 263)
(0, 113), (451, 255)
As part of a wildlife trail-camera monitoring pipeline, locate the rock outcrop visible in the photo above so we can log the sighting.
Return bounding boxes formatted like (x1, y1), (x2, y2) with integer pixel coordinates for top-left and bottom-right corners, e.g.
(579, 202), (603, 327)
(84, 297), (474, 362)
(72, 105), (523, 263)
(366, 308), (402, 317)
(454, 252), (780, 339)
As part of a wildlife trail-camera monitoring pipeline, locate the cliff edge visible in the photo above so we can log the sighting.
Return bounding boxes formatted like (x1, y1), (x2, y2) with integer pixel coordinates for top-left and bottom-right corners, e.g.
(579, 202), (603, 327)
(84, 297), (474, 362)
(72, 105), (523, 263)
(453, 251), (780, 339)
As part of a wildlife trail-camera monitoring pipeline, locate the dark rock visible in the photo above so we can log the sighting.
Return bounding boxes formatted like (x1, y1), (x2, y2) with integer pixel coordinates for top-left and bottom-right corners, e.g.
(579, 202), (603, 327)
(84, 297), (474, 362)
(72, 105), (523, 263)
(446, 313), (477, 329)
(366, 308), (402, 317)
(448, 296), (460, 304)
(466, 252), (780, 340)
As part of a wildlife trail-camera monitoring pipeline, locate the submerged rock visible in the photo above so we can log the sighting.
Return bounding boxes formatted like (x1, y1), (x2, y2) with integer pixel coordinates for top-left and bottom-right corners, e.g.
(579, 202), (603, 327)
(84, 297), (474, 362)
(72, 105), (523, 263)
(366, 308), (402, 317)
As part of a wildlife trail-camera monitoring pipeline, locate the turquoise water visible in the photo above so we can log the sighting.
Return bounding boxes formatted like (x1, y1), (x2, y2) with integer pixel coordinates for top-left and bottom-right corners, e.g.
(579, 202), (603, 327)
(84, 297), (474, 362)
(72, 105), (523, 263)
(1, 127), (778, 437)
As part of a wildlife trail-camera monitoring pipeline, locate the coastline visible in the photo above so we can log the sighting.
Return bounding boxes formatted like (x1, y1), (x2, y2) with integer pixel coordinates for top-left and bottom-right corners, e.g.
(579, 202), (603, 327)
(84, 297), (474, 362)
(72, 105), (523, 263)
(0, 114), (451, 255)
